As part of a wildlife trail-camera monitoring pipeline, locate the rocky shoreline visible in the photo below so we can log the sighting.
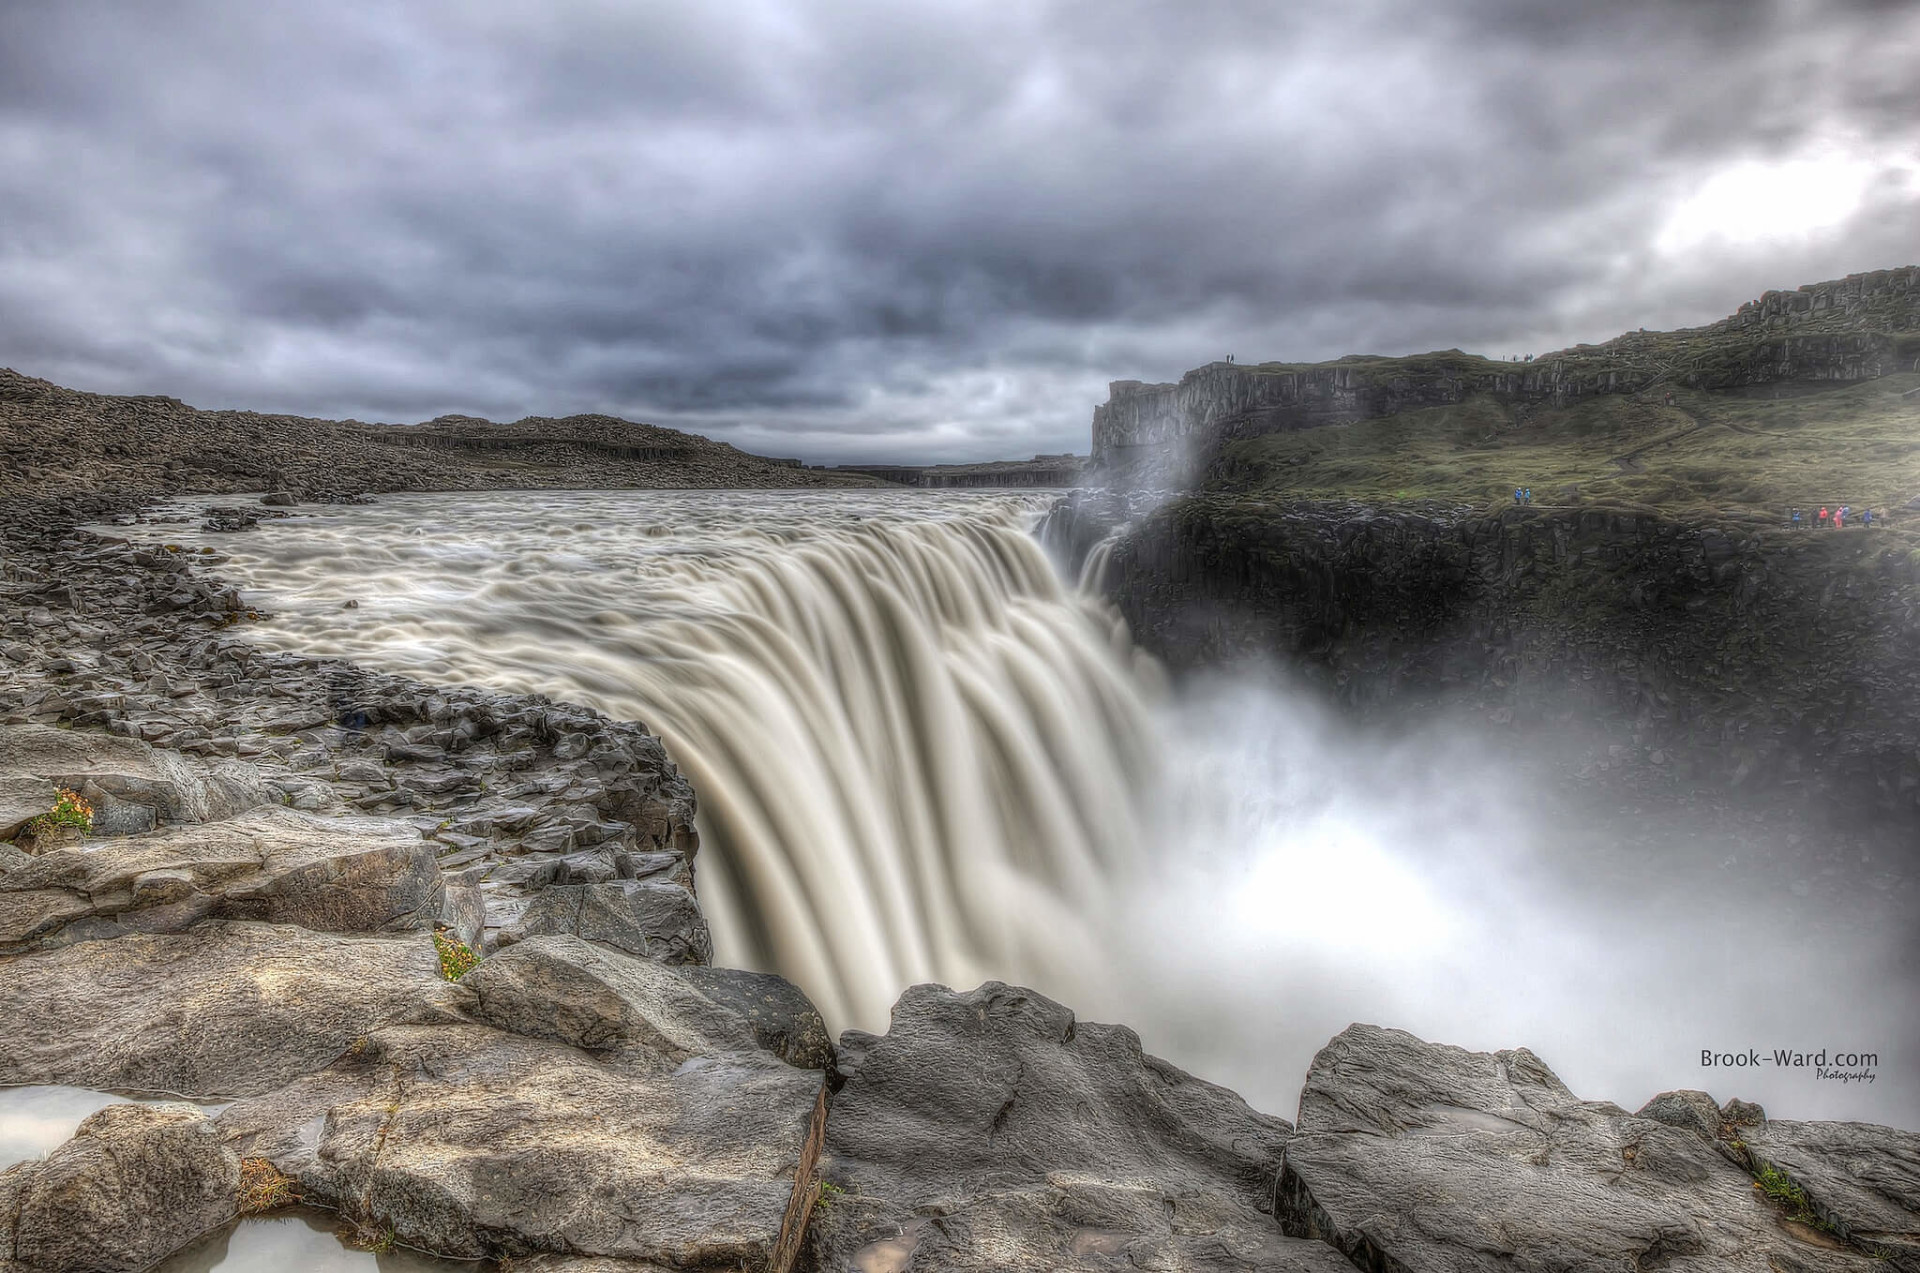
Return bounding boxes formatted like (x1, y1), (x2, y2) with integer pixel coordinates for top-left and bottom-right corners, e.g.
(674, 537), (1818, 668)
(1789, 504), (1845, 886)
(3, 494), (1918, 1272)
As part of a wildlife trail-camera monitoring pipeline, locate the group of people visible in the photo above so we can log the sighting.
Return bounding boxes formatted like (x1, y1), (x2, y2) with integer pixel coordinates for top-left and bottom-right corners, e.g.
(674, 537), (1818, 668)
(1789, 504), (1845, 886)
(1513, 487), (1534, 504)
(1790, 505), (1876, 529)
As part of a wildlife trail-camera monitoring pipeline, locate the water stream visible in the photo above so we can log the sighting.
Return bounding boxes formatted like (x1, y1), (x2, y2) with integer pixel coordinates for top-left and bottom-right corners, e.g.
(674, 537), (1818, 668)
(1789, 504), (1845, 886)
(109, 489), (1915, 1128)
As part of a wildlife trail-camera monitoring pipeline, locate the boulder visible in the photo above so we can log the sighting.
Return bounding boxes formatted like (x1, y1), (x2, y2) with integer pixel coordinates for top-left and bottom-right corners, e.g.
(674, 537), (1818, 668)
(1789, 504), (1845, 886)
(0, 922), (460, 1097)
(0, 805), (445, 951)
(1741, 1119), (1920, 1265)
(677, 964), (834, 1071)
(807, 981), (1350, 1272)
(1280, 1024), (1884, 1272)
(0, 775), (57, 840)
(462, 934), (764, 1062)
(217, 1020), (827, 1267)
(461, 935), (828, 1071)
(0, 725), (264, 827)
(502, 879), (712, 965)
(0, 1103), (239, 1273)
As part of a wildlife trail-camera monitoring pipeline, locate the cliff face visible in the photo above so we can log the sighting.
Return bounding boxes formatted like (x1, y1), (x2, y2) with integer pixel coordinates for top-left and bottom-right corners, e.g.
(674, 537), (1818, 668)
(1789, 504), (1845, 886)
(1091, 266), (1920, 472)
(1061, 490), (1920, 819)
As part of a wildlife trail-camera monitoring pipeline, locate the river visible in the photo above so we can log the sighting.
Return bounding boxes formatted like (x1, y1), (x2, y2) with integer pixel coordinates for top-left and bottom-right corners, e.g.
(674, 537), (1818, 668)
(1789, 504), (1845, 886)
(124, 488), (1914, 1130)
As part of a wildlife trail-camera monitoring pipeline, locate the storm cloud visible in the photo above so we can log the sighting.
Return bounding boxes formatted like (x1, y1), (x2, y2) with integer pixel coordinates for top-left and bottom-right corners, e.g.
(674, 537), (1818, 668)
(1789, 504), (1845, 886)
(2, 0), (1916, 462)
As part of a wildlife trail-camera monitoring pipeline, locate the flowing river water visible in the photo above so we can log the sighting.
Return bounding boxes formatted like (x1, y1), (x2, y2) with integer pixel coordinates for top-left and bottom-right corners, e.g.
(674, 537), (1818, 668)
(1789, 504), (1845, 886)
(99, 489), (1916, 1136)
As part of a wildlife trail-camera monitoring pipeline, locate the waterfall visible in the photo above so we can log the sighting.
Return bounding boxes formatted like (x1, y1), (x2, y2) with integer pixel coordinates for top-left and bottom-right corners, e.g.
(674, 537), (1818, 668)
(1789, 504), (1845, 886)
(169, 490), (1163, 1031)
(601, 513), (1162, 1028)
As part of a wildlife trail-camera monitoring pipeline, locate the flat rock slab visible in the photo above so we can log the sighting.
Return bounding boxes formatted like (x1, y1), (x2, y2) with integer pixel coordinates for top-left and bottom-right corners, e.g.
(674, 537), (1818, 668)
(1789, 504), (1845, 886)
(0, 1102), (239, 1273)
(1282, 1024), (1884, 1272)
(0, 804), (445, 950)
(0, 723), (264, 826)
(0, 774), (57, 839)
(502, 878), (712, 965)
(1742, 1120), (1920, 1263)
(808, 981), (1351, 1273)
(0, 921), (460, 1097)
(219, 1021), (826, 1268)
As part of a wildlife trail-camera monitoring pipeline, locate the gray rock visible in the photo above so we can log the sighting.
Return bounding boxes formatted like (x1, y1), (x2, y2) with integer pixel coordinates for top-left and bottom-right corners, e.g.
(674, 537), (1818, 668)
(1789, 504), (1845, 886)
(0, 921), (460, 1097)
(439, 877), (487, 948)
(259, 490), (298, 506)
(0, 805), (445, 949)
(809, 981), (1349, 1273)
(217, 1020), (826, 1266)
(0, 1102), (239, 1273)
(1741, 1119), (1920, 1264)
(676, 964), (833, 1071)
(0, 774), (57, 839)
(463, 934), (766, 1062)
(1281, 1024), (1882, 1272)
(1637, 1088), (1727, 1144)
(504, 879), (712, 965)
(0, 724), (263, 826)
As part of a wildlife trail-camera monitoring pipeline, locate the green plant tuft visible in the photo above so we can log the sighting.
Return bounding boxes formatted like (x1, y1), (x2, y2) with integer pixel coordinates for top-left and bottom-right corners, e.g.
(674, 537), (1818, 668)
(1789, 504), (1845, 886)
(23, 788), (93, 839)
(1753, 1161), (1834, 1232)
(433, 928), (480, 981)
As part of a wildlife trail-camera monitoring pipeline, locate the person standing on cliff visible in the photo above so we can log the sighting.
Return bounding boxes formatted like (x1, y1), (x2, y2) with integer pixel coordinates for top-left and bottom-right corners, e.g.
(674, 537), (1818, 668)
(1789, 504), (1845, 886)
(1791, 507), (1801, 529)
(1863, 508), (1875, 528)
(1836, 506), (1847, 528)
(1819, 506), (1830, 527)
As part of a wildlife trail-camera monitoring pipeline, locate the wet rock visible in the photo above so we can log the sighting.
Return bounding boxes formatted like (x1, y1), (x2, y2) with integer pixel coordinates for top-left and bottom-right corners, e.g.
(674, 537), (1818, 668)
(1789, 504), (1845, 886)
(0, 724), (263, 826)
(503, 879), (712, 965)
(217, 1020), (826, 1267)
(809, 981), (1348, 1273)
(1280, 1024), (1882, 1272)
(1741, 1119), (1920, 1264)
(0, 922), (458, 1097)
(0, 805), (445, 950)
(0, 1103), (240, 1273)
(676, 965), (834, 1071)
(0, 774), (57, 839)
(462, 934), (765, 1062)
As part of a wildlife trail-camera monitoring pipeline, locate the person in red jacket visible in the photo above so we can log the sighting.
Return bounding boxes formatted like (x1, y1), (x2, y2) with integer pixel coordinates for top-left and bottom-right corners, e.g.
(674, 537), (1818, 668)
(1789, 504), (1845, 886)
(1818, 506), (1830, 527)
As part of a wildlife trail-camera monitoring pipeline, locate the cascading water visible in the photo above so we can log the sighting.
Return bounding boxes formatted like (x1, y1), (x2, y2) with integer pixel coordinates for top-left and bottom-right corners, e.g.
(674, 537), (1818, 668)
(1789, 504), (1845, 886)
(131, 487), (1919, 1127)
(159, 490), (1163, 1030)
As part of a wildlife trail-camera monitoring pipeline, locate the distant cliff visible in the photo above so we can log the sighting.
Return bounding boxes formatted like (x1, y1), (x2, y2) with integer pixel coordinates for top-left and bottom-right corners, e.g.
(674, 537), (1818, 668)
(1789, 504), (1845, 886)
(1091, 266), (1920, 475)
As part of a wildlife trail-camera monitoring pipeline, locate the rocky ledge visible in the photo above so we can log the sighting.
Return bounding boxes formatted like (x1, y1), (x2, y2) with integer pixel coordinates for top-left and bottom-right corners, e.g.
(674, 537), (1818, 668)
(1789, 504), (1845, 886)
(3, 498), (1916, 1272)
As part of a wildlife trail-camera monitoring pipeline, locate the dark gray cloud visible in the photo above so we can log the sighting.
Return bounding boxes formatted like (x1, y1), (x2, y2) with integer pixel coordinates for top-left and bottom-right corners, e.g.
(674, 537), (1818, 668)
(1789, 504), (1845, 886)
(2, 0), (1916, 462)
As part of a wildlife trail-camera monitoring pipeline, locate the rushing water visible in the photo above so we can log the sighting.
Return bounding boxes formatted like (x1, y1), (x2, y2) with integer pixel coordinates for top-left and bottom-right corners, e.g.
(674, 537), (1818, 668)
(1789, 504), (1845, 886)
(117, 489), (1916, 1128)
(151, 490), (1159, 1030)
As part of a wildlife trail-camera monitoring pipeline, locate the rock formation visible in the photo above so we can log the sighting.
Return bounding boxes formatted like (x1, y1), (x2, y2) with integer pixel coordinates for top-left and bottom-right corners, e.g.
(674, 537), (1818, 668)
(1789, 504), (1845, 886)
(1089, 266), (1919, 475)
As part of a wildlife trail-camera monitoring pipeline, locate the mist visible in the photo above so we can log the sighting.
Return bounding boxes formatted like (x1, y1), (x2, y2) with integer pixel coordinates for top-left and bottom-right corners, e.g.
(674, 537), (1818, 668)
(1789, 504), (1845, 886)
(1109, 671), (1918, 1129)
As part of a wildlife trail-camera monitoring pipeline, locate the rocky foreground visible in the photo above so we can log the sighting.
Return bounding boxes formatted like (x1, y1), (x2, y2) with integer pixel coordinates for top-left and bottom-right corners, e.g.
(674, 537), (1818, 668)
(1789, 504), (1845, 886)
(2, 498), (1918, 1273)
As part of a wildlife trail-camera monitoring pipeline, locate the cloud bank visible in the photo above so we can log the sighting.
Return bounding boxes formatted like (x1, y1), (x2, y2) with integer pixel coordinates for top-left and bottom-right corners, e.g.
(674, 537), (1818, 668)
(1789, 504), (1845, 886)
(3, 0), (1916, 461)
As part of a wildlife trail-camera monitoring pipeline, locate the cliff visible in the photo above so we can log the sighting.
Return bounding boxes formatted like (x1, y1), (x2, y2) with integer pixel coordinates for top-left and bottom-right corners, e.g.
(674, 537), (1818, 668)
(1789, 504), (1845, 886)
(1091, 266), (1920, 476)
(1065, 491), (1920, 819)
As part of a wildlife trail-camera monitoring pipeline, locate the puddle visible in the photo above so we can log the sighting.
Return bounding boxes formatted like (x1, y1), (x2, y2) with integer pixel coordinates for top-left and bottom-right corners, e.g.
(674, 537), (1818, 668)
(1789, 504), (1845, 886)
(154, 1209), (476, 1272)
(2, 1088), (471, 1271)
(0, 1085), (215, 1169)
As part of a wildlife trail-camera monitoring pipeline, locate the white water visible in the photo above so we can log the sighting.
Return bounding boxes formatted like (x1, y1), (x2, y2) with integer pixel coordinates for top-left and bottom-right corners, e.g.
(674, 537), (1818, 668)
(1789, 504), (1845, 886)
(125, 489), (1916, 1128)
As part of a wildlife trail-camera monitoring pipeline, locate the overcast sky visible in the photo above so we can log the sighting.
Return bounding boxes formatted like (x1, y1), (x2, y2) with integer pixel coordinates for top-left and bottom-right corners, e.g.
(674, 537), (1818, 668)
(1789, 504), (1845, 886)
(3, 0), (1916, 462)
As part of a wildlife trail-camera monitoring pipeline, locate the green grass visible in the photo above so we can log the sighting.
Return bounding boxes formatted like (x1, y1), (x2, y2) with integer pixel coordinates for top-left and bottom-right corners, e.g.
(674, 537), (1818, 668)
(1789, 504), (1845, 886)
(1212, 374), (1920, 522)
(433, 929), (480, 981)
(1753, 1161), (1835, 1233)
